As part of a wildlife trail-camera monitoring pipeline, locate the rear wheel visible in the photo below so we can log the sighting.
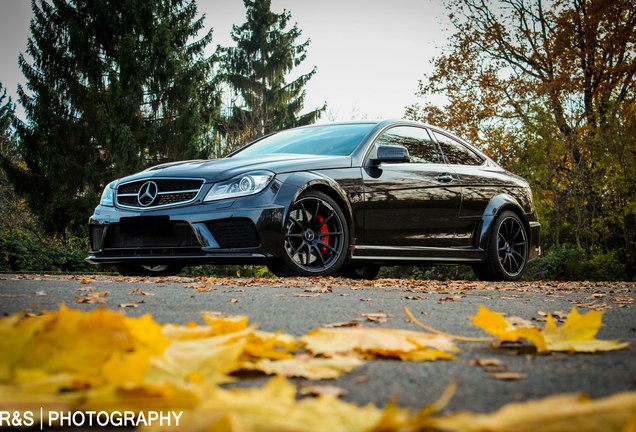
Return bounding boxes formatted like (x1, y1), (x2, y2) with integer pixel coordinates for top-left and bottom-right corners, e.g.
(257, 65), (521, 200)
(472, 210), (528, 281)
(281, 191), (349, 276)
(115, 264), (183, 277)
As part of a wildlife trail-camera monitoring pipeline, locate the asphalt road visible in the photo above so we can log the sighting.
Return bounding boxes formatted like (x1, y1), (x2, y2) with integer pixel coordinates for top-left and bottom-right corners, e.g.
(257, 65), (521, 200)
(1, 274), (634, 415)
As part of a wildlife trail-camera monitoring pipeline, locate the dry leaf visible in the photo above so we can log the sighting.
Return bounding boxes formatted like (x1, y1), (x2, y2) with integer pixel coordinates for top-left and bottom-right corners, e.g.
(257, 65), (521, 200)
(301, 327), (458, 360)
(488, 372), (526, 381)
(428, 391), (636, 432)
(323, 320), (360, 328)
(362, 313), (388, 323)
(75, 291), (109, 304)
(229, 298), (240, 303)
(141, 377), (402, 432)
(244, 354), (363, 380)
(304, 286), (332, 293)
(300, 384), (347, 398)
(293, 293), (321, 298)
(472, 306), (629, 353)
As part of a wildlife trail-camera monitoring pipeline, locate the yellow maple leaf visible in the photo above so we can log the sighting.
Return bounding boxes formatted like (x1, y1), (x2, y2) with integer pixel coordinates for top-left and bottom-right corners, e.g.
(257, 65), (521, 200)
(0, 306), (169, 389)
(300, 327), (458, 360)
(146, 331), (250, 385)
(427, 391), (636, 432)
(472, 306), (547, 351)
(244, 354), (364, 380)
(140, 377), (406, 432)
(242, 330), (297, 360)
(472, 306), (629, 353)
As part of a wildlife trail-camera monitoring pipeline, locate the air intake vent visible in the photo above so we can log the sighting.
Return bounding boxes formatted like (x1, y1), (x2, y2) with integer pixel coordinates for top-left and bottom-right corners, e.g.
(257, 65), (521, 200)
(206, 219), (260, 249)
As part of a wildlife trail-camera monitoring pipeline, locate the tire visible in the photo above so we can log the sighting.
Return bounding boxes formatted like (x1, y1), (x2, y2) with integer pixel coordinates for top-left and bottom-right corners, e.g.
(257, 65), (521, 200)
(472, 210), (529, 281)
(281, 190), (349, 276)
(338, 263), (381, 280)
(115, 264), (183, 277)
(266, 261), (293, 278)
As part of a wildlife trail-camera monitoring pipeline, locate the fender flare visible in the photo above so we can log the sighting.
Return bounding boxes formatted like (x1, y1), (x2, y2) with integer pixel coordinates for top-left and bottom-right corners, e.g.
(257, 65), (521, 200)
(273, 171), (355, 239)
(477, 193), (528, 251)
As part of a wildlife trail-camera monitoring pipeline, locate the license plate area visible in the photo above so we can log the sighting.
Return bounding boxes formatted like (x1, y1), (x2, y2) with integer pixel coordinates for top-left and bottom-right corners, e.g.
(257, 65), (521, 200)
(119, 216), (170, 234)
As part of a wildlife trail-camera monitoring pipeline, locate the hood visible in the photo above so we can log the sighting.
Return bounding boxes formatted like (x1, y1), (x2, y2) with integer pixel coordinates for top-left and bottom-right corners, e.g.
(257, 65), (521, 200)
(118, 154), (353, 184)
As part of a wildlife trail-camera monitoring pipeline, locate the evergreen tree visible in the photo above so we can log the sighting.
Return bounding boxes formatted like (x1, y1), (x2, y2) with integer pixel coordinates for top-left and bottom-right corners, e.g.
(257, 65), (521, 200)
(2, 0), (220, 236)
(0, 83), (13, 156)
(219, 0), (325, 149)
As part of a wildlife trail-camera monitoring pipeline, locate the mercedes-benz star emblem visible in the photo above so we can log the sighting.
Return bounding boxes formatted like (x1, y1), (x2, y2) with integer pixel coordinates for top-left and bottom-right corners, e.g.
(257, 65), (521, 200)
(137, 181), (158, 207)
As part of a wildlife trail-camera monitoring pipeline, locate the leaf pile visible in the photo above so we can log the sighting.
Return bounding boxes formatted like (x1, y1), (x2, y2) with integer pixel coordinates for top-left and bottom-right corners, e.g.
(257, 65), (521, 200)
(0, 305), (633, 431)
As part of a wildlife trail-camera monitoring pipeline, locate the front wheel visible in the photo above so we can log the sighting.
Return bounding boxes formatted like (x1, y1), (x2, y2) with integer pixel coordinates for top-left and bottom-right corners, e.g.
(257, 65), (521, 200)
(281, 191), (349, 276)
(472, 210), (529, 281)
(115, 264), (183, 277)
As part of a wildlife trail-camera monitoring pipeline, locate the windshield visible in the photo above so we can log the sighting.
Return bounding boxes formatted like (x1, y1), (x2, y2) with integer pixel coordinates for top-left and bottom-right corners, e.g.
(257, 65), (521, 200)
(231, 123), (376, 157)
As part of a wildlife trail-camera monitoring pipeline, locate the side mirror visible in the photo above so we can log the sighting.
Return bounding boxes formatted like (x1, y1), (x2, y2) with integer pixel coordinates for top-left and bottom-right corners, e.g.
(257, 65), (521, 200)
(375, 145), (410, 164)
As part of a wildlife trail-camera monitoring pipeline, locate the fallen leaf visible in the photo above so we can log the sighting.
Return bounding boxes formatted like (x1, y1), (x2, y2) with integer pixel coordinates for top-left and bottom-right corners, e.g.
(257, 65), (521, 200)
(119, 303), (140, 308)
(244, 354), (363, 380)
(469, 357), (507, 373)
(301, 327), (458, 360)
(229, 298), (240, 303)
(428, 391), (636, 432)
(141, 377), (402, 432)
(293, 293), (321, 298)
(300, 384), (347, 398)
(128, 287), (155, 296)
(361, 313), (387, 323)
(75, 291), (109, 304)
(304, 286), (332, 293)
(488, 372), (526, 381)
(323, 320), (360, 328)
(472, 306), (629, 353)
(438, 295), (463, 303)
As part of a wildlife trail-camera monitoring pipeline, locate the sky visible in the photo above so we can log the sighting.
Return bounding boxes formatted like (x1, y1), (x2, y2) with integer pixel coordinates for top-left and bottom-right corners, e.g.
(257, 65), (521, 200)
(0, 0), (450, 122)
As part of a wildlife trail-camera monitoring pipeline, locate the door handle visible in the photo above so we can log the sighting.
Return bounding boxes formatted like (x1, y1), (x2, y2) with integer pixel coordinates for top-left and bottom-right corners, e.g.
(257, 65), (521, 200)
(435, 174), (453, 183)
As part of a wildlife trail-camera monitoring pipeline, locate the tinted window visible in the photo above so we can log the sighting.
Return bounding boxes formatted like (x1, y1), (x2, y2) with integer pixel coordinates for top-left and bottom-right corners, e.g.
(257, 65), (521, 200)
(432, 131), (483, 166)
(233, 123), (376, 157)
(375, 126), (440, 163)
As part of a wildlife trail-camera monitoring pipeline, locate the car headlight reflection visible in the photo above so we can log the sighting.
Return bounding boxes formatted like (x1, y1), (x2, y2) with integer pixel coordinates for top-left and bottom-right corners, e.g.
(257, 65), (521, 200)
(204, 171), (274, 202)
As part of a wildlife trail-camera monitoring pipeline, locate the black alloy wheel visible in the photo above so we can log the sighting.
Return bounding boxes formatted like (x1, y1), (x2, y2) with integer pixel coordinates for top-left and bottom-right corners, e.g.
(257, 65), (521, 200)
(115, 264), (183, 277)
(472, 210), (528, 281)
(281, 191), (349, 276)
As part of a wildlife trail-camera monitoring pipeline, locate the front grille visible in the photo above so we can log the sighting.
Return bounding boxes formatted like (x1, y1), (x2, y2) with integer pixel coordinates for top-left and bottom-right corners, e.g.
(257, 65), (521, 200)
(206, 219), (260, 249)
(116, 178), (205, 209)
(103, 221), (200, 249)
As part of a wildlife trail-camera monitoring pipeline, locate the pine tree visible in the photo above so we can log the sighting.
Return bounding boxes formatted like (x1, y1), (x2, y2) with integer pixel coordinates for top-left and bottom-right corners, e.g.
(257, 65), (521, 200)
(219, 0), (325, 149)
(0, 83), (13, 156)
(2, 0), (220, 236)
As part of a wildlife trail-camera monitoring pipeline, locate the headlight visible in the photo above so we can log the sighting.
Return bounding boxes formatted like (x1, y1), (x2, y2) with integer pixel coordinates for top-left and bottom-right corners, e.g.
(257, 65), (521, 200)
(204, 171), (274, 202)
(99, 181), (117, 206)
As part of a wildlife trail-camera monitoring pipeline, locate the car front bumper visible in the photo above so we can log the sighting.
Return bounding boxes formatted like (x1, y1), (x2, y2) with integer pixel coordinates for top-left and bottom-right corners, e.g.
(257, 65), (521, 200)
(86, 198), (286, 266)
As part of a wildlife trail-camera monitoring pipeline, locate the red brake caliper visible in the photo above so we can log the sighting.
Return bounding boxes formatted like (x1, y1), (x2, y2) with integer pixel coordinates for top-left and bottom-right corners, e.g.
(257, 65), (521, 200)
(315, 214), (330, 256)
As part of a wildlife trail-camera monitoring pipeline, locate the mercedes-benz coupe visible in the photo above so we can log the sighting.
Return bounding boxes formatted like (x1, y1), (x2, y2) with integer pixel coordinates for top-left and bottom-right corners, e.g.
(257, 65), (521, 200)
(87, 120), (540, 280)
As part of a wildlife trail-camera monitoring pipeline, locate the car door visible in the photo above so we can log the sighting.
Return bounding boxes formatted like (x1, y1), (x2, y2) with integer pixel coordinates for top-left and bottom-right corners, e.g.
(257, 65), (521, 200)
(430, 130), (499, 247)
(362, 126), (462, 250)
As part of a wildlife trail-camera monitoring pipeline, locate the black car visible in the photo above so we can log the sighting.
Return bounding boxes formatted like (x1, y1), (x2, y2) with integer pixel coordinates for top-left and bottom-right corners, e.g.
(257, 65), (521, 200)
(87, 120), (540, 280)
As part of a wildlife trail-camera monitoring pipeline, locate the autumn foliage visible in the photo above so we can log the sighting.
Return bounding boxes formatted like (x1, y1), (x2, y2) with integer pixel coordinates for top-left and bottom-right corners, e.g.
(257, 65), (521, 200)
(0, 305), (632, 431)
(407, 0), (635, 280)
